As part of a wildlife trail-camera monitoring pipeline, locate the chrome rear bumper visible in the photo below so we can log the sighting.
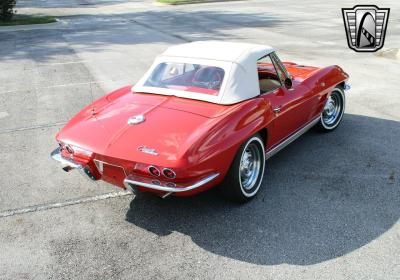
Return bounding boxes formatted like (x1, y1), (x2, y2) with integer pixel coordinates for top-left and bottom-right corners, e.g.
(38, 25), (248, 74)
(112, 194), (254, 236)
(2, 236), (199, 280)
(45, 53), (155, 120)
(51, 147), (97, 180)
(124, 173), (219, 193)
(52, 147), (219, 194)
(51, 147), (83, 171)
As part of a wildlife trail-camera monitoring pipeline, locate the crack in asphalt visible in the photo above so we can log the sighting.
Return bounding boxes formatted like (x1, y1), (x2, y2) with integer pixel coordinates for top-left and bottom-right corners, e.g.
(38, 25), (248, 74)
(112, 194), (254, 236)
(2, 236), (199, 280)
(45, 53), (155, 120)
(0, 121), (67, 135)
(129, 19), (192, 43)
(0, 191), (133, 218)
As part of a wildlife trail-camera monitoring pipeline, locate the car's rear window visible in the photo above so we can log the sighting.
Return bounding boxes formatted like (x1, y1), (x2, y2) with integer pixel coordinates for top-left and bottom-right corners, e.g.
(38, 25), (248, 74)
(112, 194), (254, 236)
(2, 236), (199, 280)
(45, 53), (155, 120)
(144, 62), (225, 96)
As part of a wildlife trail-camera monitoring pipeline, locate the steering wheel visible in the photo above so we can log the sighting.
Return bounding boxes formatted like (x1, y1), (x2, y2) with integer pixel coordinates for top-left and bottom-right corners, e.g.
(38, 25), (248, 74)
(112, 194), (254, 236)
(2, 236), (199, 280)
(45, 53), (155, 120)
(192, 67), (223, 90)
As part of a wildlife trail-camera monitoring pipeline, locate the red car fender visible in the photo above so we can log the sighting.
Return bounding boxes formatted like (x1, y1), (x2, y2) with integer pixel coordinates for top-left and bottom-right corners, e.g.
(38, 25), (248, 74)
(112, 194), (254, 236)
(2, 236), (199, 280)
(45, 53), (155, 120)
(302, 65), (349, 116)
(173, 98), (273, 195)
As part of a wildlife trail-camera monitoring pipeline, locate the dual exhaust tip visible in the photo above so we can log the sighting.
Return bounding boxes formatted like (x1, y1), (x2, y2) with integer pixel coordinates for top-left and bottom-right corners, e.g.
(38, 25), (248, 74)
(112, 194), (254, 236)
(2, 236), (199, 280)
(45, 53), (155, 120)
(148, 166), (176, 179)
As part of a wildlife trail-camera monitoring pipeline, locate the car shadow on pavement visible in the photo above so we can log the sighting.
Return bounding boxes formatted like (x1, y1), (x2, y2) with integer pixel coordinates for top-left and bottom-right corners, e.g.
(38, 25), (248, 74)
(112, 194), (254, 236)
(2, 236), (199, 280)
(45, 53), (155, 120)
(125, 113), (400, 266)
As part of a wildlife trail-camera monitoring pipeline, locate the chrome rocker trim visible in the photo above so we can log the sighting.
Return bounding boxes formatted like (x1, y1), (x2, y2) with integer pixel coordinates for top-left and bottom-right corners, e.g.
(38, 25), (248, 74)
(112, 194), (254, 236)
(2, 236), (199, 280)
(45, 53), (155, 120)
(266, 116), (320, 159)
(51, 147), (83, 170)
(124, 173), (219, 193)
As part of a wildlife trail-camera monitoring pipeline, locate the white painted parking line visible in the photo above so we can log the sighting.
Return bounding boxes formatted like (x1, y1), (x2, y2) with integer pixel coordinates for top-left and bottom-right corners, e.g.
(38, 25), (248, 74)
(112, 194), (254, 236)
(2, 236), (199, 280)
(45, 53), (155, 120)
(0, 191), (133, 218)
(0, 80), (110, 94)
(38, 60), (90, 66)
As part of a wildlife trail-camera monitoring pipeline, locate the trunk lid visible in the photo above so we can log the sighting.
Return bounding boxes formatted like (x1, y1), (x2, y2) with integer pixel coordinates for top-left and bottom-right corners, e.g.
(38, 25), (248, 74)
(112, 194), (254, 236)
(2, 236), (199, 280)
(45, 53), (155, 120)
(58, 89), (236, 164)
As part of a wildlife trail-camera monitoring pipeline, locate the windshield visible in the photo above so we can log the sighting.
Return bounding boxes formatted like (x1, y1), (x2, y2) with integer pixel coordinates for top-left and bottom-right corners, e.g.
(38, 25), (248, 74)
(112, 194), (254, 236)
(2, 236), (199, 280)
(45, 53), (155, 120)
(144, 62), (225, 96)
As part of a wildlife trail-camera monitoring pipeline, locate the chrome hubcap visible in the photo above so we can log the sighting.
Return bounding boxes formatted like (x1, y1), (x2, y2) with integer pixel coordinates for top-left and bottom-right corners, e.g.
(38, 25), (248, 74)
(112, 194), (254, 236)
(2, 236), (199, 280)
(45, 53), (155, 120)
(322, 93), (342, 126)
(240, 142), (261, 190)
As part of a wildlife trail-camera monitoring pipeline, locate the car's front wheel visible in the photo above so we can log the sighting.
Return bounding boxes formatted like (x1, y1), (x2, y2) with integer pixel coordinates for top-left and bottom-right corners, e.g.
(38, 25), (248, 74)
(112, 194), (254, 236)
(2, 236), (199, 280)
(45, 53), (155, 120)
(316, 86), (345, 132)
(220, 134), (265, 203)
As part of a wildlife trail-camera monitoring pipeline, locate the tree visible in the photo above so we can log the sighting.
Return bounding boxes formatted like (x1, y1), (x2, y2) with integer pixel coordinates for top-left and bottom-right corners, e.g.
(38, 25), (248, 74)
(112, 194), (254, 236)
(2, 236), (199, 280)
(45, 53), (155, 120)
(0, 0), (16, 21)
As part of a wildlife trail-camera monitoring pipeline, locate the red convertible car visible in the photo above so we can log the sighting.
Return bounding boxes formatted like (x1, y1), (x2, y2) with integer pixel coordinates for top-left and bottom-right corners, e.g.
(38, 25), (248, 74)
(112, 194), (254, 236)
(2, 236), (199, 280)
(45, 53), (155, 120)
(51, 41), (349, 202)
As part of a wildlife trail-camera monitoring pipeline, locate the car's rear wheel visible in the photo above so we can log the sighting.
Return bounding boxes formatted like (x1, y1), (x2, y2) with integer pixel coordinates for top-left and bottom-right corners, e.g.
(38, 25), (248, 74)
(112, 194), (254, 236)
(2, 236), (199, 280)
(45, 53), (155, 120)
(316, 87), (345, 132)
(220, 134), (265, 203)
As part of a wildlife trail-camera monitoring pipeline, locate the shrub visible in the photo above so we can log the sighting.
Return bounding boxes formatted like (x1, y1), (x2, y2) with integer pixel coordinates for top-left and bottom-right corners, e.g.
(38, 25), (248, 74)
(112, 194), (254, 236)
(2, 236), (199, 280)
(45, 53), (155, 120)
(0, 0), (16, 21)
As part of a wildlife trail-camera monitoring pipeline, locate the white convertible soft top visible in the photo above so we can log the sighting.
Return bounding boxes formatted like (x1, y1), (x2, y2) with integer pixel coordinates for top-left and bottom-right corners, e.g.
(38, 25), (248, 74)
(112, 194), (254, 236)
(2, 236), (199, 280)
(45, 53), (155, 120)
(132, 41), (275, 105)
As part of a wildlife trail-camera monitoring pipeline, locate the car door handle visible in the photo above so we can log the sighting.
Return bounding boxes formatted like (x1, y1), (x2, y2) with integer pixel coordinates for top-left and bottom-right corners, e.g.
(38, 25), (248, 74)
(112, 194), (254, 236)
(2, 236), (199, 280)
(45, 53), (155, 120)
(273, 106), (281, 113)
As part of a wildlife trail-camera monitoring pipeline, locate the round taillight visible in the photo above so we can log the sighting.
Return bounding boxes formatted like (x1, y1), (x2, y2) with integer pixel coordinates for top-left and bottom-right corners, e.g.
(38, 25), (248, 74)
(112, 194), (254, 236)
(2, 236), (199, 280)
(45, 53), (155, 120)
(163, 168), (176, 179)
(65, 145), (74, 154)
(148, 166), (160, 177)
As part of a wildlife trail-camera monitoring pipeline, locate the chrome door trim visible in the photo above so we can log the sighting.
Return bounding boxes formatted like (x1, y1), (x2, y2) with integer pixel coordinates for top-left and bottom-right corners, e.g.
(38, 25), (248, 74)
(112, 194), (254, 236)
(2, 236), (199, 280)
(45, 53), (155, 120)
(266, 116), (320, 159)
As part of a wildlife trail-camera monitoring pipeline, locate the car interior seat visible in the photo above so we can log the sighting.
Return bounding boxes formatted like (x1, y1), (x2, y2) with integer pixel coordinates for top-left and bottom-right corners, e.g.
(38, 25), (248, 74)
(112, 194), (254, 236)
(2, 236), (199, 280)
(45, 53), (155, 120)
(259, 78), (281, 93)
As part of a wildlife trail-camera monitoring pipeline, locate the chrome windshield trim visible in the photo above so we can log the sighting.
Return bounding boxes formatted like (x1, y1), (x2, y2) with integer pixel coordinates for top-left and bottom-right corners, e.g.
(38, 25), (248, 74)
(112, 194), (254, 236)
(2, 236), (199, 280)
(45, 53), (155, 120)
(124, 173), (219, 193)
(266, 116), (320, 159)
(51, 147), (82, 170)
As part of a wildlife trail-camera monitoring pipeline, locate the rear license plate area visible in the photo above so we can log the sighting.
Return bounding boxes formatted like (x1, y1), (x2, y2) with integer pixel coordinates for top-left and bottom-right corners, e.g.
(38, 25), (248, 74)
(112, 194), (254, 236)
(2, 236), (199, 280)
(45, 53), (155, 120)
(101, 164), (126, 187)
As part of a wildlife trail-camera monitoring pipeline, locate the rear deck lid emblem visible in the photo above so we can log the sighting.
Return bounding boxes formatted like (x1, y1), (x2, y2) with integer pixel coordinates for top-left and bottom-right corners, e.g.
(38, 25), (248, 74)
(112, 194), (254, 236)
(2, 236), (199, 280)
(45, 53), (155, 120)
(138, 146), (158, 156)
(128, 114), (145, 125)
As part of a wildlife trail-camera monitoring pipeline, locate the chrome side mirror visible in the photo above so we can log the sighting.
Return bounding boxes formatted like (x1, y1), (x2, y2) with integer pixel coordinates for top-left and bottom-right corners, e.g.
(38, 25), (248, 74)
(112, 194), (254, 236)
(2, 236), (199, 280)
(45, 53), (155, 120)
(284, 77), (293, 89)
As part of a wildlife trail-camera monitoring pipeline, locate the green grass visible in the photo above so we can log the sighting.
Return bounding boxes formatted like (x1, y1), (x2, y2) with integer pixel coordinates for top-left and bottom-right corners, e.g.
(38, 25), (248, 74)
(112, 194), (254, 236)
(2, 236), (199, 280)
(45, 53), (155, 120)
(0, 14), (57, 26)
(157, 0), (234, 4)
